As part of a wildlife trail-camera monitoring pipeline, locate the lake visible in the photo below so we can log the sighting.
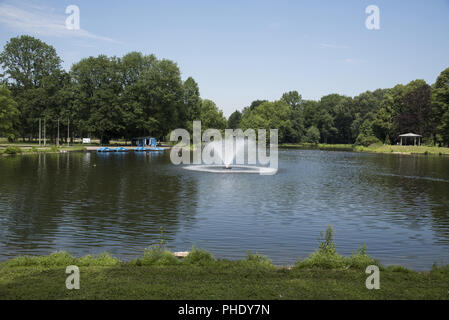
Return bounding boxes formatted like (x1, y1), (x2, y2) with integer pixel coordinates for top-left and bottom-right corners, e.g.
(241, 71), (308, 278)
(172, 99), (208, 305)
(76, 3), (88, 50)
(0, 149), (448, 270)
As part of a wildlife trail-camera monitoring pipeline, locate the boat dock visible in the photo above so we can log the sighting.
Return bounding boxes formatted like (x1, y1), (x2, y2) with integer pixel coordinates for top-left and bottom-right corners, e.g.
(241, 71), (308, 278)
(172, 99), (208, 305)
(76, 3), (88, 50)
(85, 146), (171, 151)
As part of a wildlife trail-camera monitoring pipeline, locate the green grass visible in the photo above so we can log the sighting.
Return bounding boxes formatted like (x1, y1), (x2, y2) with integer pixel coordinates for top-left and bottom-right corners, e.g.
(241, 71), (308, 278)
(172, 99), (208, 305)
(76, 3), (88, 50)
(0, 144), (85, 155)
(279, 142), (449, 155)
(1, 254), (448, 299)
(3, 146), (22, 154)
(353, 144), (449, 155)
(1, 231), (448, 300)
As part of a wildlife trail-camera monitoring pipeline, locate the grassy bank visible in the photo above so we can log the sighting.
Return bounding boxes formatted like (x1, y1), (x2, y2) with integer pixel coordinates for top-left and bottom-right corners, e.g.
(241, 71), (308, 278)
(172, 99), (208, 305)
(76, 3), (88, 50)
(0, 144), (86, 156)
(353, 144), (449, 155)
(1, 229), (448, 300)
(280, 142), (449, 155)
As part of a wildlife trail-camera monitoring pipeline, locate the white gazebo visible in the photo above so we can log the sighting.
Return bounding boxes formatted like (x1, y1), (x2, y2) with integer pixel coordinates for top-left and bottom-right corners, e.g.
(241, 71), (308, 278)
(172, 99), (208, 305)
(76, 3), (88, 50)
(399, 133), (422, 146)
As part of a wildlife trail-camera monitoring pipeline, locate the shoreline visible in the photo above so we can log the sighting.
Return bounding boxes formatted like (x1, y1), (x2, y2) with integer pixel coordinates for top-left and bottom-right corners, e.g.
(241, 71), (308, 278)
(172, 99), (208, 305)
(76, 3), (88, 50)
(1, 250), (448, 299)
(2, 142), (449, 157)
(279, 143), (449, 155)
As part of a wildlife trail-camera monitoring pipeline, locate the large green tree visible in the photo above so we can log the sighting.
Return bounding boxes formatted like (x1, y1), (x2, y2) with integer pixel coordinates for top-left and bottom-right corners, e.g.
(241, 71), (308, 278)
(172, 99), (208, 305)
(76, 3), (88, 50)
(0, 35), (63, 140)
(432, 68), (449, 145)
(0, 85), (19, 140)
(228, 110), (242, 129)
(394, 80), (432, 138)
(240, 100), (292, 143)
(199, 99), (227, 130)
(182, 77), (201, 132)
(281, 91), (304, 142)
(71, 55), (124, 144)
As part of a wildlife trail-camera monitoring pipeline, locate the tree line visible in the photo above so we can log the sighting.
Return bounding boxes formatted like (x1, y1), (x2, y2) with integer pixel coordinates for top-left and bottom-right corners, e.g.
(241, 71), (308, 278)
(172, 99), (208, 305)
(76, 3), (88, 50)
(1, 35), (448, 147)
(0, 35), (226, 144)
(230, 70), (449, 146)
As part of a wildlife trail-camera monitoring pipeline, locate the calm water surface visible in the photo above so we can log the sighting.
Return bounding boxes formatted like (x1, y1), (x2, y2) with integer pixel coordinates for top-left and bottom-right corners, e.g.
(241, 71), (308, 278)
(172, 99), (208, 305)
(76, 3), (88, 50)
(0, 150), (448, 269)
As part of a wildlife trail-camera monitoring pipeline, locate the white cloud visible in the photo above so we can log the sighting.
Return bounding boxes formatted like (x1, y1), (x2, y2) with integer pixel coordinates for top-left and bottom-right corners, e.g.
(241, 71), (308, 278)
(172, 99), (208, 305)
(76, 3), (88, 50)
(0, 1), (121, 44)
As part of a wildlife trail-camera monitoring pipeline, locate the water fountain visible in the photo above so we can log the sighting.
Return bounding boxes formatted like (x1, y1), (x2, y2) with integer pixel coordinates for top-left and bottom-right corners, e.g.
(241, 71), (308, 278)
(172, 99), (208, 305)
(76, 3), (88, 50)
(183, 138), (277, 174)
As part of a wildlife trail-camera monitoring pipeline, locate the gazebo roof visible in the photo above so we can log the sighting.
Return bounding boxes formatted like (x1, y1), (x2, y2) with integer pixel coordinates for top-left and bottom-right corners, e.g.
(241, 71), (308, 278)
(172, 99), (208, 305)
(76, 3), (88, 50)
(399, 133), (422, 137)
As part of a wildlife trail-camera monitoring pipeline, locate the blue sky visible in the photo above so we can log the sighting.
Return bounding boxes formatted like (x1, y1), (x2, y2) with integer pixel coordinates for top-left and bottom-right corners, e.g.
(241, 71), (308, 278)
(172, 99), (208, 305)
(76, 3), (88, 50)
(0, 0), (448, 116)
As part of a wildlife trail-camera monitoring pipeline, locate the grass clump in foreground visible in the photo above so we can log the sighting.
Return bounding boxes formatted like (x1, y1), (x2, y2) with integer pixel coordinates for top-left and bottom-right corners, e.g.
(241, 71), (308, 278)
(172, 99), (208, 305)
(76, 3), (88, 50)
(1, 228), (449, 299)
(130, 245), (180, 266)
(2, 251), (120, 268)
(295, 226), (379, 270)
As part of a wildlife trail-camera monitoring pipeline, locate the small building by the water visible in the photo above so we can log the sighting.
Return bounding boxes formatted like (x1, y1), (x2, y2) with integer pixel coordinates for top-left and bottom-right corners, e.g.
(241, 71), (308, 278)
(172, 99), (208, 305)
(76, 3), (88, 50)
(399, 133), (422, 146)
(131, 136), (157, 147)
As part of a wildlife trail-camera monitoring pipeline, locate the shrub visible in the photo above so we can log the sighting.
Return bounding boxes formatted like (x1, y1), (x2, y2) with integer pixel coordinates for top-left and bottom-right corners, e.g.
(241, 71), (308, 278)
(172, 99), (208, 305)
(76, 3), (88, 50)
(240, 251), (274, 269)
(183, 247), (215, 266)
(77, 252), (120, 266)
(345, 244), (380, 270)
(295, 226), (346, 269)
(295, 226), (379, 270)
(3, 251), (76, 267)
(385, 265), (412, 273)
(2, 251), (121, 267)
(355, 134), (381, 147)
(138, 246), (180, 266)
(4, 146), (22, 154)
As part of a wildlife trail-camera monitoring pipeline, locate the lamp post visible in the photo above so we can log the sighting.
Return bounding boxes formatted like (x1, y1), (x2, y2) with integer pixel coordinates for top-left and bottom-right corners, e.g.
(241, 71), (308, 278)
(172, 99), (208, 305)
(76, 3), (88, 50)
(39, 118), (41, 147)
(57, 118), (60, 147)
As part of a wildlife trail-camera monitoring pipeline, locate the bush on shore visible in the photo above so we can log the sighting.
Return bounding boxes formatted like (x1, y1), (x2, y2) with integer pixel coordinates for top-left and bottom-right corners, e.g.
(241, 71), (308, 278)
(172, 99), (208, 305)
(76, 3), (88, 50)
(0, 227), (412, 272)
(295, 226), (379, 270)
(3, 146), (22, 154)
(2, 251), (119, 267)
(130, 245), (180, 266)
(183, 247), (216, 266)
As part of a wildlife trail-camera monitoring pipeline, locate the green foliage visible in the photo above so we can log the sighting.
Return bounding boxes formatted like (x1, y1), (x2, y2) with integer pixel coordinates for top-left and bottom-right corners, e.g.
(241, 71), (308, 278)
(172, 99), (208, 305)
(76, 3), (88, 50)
(1, 34), (448, 147)
(239, 100), (292, 142)
(295, 227), (379, 270)
(431, 263), (449, 275)
(0, 35), (61, 89)
(355, 135), (382, 147)
(296, 226), (345, 269)
(318, 226), (337, 254)
(385, 265), (412, 273)
(199, 99), (227, 130)
(0, 85), (19, 140)
(182, 247), (216, 266)
(228, 110), (242, 129)
(240, 251), (274, 269)
(3, 251), (120, 267)
(4, 146), (21, 154)
(345, 244), (380, 270)
(281, 91), (302, 110)
(432, 68), (449, 145)
(133, 246), (180, 266)
(304, 126), (320, 144)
